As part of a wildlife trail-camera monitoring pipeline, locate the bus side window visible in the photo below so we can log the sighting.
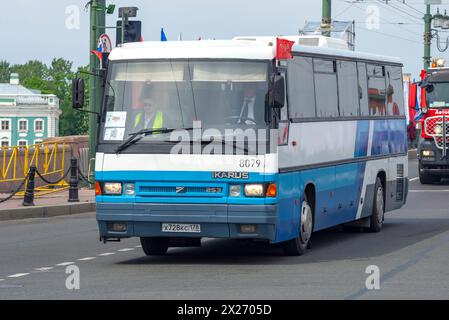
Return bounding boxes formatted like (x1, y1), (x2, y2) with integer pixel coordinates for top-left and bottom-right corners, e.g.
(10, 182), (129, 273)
(337, 60), (359, 117)
(386, 65), (405, 116)
(367, 64), (387, 117)
(287, 57), (316, 119)
(314, 58), (339, 118)
(357, 62), (369, 116)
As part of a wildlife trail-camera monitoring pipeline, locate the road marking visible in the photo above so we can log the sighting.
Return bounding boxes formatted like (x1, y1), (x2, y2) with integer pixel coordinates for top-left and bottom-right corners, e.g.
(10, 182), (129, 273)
(409, 190), (449, 192)
(0, 279), (4, 282)
(56, 262), (75, 266)
(77, 257), (96, 261)
(34, 267), (54, 272)
(8, 273), (30, 278)
(135, 245), (142, 248)
(117, 248), (135, 252)
(410, 177), (419, 181)
(98, 252), (115, 256)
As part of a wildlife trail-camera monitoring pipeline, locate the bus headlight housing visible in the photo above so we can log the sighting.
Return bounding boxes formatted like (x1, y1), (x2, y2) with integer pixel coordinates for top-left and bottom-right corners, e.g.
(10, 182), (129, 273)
(103, 182), (122, 195)
(244, 184), (265, 197)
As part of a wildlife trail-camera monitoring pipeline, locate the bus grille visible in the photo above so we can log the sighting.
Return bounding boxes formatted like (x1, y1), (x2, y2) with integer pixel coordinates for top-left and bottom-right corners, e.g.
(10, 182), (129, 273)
(138, 185), (224, 197)
(396, 164), (404, 201)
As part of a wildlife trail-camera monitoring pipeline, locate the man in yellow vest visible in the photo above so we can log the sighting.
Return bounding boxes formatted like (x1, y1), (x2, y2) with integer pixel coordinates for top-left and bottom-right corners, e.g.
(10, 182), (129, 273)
(133, 96), (165, 131)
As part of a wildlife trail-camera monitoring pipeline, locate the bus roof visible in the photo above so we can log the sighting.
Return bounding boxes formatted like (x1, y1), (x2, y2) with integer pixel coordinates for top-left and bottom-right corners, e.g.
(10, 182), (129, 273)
(108, 36), (402, 65)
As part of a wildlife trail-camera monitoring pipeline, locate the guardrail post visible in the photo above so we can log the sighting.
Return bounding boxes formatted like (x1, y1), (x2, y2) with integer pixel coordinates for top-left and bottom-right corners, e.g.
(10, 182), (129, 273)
(23, 165), (36, 207)
(68, 158), (80, 202)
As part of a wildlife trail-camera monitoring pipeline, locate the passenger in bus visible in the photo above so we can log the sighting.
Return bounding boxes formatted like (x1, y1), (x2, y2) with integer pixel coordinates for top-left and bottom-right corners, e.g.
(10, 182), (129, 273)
(237, 83), (263, 125)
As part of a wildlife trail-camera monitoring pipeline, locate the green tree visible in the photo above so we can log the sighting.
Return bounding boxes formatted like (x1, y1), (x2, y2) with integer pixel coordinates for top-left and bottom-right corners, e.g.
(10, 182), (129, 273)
(0, 60), (10, 83)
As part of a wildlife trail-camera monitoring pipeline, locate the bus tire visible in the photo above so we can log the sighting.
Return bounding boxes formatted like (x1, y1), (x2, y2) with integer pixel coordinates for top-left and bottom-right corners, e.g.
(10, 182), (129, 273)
(283, 194), (313, 256)
(367, 177), (384, 233)
(140, 237), (169, 256)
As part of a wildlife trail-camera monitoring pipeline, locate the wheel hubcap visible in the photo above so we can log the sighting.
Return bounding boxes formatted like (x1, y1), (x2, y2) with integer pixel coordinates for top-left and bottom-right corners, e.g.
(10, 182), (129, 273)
(300, 201), (313, 244)
(376, 186), (384, 224)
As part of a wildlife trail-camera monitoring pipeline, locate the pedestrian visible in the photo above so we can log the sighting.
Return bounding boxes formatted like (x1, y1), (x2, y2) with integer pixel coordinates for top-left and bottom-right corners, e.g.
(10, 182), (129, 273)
(407, 121), (417, 149)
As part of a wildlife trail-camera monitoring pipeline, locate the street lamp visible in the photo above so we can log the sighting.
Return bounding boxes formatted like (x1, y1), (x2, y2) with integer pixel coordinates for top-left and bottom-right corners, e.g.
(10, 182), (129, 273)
(442, 10), (449, 29)
(433, 9), (444, 28)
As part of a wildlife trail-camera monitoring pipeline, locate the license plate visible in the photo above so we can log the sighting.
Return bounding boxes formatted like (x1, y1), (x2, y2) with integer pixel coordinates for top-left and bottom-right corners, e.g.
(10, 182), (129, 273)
(161, 223), (201, 233)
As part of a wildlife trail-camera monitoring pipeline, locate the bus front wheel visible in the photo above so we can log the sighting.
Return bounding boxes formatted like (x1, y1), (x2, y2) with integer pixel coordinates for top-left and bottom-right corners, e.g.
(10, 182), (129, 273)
(283, 194), (313, 256)
(140, 237), (169, 256)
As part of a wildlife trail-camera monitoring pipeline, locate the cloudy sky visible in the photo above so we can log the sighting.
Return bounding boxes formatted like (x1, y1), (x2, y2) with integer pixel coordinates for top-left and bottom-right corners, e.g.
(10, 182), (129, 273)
(1, 0), (449, 78)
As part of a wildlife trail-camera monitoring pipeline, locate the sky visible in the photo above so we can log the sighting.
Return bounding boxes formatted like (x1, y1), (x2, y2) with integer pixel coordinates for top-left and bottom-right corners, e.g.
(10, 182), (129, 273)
(1, 0), (449, 78)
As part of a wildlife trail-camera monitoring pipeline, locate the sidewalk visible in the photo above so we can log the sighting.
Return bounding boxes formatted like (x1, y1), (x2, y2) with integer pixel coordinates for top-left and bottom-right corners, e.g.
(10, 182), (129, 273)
(0, 189), (95, 221)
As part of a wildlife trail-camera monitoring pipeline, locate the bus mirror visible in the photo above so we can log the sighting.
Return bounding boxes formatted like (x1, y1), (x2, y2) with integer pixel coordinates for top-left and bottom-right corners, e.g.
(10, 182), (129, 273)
(72, 78), (85, 109)
(425, 84), (434, 93)
(273, 75), (285, 109)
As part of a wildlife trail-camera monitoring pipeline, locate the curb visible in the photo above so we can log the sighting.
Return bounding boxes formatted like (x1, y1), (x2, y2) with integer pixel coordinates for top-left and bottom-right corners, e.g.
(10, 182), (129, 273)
(0, 202), (96, 222)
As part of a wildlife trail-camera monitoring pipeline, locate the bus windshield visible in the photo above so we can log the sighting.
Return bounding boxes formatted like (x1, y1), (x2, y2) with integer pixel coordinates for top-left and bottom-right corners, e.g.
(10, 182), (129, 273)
(428, 82), (449, 108)
(102, 60), (270, 142)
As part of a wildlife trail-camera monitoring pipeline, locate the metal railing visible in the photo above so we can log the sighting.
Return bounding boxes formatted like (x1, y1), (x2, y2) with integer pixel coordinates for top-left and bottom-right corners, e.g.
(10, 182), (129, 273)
(0, 142), (70, 195)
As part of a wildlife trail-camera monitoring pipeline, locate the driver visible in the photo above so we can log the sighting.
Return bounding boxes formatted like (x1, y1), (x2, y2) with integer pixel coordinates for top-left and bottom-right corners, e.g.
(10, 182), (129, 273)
(133, 86), (172, 131)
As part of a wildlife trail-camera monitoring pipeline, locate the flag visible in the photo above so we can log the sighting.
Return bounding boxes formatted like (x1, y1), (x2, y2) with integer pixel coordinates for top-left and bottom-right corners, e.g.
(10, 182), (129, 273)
(90, 50), (103, 61)
(276, 38), (295, 60)
(161, 28), (167, 41)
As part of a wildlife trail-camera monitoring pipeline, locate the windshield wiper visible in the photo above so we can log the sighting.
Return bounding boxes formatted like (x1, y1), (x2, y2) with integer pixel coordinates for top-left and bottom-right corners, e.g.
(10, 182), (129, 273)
(115, 127), (193, 154)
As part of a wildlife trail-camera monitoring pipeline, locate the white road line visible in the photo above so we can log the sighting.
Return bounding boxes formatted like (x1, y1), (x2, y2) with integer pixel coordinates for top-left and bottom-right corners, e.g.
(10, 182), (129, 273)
(8, 273), (30, 278)
(98, 252), (115, 256)
(55, 262), (75, 266)
(117, 248), (135, 252)
(135, 245), (142, 248)
(0, 279), (4, 282)
(409, 190), (449, 192)
(410, 177), (419, 181)
(77, 257), (96, 261)
(34, 267), (54, 272)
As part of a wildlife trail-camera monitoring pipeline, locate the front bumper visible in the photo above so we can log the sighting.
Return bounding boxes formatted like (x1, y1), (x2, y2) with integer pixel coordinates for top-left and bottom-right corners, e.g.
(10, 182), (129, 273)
(97, 203), (278, 241)
(419, 140), (449, 176)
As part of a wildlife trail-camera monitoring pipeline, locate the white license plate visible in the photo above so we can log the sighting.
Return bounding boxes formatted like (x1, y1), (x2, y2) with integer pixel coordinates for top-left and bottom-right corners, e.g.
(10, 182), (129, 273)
(161, 223), (201, 233)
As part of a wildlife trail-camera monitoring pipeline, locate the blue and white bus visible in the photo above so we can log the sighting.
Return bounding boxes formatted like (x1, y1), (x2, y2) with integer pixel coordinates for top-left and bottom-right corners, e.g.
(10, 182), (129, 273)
(86, 36), (408, 256)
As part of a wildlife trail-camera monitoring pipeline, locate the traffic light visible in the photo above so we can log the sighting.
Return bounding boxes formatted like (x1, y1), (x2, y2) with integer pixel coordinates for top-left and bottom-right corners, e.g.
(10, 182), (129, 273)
(116, 20), (142, 46)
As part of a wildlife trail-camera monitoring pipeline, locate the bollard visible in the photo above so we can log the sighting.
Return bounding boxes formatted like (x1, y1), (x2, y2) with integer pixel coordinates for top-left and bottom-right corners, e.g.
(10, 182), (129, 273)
(23, 166), (36, 207)
(68, 158), (80, 203)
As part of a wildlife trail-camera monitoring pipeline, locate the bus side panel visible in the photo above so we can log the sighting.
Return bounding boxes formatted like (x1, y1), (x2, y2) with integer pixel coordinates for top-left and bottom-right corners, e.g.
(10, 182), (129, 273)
(298, 166), (336, 232)
(334, 162), (366, 225)
(276, 171), (301, 243)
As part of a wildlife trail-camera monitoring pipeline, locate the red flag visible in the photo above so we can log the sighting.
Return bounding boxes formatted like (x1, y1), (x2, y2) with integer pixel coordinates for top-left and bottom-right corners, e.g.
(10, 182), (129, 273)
(276, 38), (294, 60)
(420, 69), (428, 108)
(90, 50), (103, 61)
(408, 83), (417, 109)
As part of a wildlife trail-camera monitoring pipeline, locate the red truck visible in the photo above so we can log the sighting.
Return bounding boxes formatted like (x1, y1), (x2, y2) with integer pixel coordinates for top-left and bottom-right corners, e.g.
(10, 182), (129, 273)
(417, 63), (449, 184)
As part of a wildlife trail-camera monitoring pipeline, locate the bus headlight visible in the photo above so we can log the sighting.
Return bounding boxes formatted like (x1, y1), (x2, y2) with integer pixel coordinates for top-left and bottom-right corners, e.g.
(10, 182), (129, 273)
(103, 182), (122, 195)
(123, 183), (135, 196)
(422, 150), (435, 157)
(434, 125), (443, 135)
(244, 184), (265, 197)
(229, 185), (241, 197)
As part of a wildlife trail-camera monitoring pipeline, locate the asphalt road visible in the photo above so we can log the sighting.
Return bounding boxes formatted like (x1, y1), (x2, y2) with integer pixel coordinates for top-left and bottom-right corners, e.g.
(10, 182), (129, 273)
(1, 159), (448, 300)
